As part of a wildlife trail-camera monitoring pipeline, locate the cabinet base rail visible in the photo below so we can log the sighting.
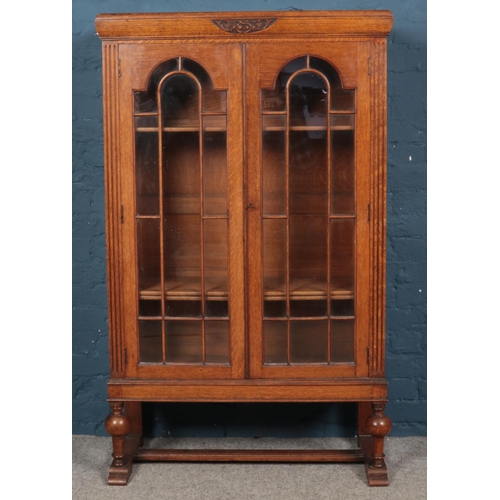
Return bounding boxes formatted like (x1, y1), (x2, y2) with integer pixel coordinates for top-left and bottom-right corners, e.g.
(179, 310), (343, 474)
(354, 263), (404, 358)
(135, 447), (365, 462)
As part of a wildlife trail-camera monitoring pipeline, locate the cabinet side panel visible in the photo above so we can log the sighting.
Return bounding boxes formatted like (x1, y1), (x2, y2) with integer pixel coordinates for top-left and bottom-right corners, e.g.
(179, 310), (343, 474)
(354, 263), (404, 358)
(102, 41), (125, 377)
(369, 39), (387, 377)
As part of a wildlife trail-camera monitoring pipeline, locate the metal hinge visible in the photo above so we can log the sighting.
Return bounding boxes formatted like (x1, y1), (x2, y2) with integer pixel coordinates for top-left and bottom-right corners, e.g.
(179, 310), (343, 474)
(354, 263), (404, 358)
(118, 58), (121, 78)
(367, 347), (370, 365)
(120, 205), (124, 224)
(368, 204), (371, 222)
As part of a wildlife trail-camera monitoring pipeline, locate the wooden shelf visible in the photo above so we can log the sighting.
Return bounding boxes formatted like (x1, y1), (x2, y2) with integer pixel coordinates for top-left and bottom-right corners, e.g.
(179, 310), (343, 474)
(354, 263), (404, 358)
(264, 277), (353, 301)
(140, 277), (227, 301)
(136, 115), (353, 133)
(136, 126), (226, 133)
(139, 277), (353, 301)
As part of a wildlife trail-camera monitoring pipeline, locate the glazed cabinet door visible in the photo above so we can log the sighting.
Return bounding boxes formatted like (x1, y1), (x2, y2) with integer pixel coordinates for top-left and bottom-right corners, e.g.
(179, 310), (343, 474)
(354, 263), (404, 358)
(119, 44), (245, 379)
(246, 42), (371, 379)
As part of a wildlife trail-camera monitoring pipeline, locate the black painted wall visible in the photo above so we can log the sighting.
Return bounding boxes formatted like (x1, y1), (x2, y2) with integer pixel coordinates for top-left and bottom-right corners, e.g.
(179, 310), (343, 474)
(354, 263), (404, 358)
(73, 0), (426, 437)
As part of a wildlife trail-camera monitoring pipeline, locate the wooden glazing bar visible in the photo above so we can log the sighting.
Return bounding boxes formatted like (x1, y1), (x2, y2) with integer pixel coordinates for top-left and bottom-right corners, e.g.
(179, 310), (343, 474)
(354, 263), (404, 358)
(136, 127), (226, 133)
(156, 72), (167, 363)
(199, 72), (206, 366)
(134, 448), (364, 463)
(326, 71), (332, 365)
(264, 316), (330, 321)
(285, 65), (291, 366)
(136, 215), (161, 219)
(262, 215), (287, 219)
(202, 215), (228, 220)
(330, 215), (356, 219)
(330, 110), (356, 115)
(134, 112), (158, 117)
(155, 66), (204, 363)
(138, 316), (229, 321)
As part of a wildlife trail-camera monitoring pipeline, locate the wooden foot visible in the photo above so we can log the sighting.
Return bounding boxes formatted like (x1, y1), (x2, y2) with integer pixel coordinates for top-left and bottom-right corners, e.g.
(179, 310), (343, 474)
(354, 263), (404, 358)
(105, 402), (140, 485)
(363, 402), (392, 487)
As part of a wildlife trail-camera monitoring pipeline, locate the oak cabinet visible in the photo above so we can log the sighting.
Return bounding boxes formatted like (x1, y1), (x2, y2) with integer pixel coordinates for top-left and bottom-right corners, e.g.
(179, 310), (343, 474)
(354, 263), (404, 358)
(96, 10), (393, 486)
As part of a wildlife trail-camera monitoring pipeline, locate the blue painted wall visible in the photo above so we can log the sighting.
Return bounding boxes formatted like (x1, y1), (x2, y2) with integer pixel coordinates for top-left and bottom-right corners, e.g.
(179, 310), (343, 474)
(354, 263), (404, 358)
(73, 0), (426, 437)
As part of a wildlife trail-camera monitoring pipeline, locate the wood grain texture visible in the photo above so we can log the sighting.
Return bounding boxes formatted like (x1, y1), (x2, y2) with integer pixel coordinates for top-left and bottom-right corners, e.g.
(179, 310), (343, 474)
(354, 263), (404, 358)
(369, 39), (388, 378)
(97, 10), (393, 486)
(135, 448), (364, 462)
(108, 378), (387, 402)
(102, 41), (125, 377)
(95, 11), (393, 40)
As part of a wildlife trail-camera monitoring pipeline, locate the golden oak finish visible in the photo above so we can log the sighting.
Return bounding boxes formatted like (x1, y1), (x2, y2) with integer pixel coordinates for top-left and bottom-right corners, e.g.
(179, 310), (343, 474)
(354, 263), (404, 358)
(97, 10), (393, 487)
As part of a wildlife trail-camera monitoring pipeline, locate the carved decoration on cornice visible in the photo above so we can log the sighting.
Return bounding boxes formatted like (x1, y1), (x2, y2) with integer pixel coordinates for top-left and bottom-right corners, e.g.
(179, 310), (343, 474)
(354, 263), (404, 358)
(211, 18), (277, 34)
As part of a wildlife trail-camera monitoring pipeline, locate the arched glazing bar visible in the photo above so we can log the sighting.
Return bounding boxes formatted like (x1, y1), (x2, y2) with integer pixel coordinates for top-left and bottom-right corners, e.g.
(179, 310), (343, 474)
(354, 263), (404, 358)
(157, 60), (204, 364)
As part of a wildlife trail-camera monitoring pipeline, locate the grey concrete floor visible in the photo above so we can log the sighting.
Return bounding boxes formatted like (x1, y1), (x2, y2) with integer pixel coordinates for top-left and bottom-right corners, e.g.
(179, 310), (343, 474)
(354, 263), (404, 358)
(73, 435), (426, 499)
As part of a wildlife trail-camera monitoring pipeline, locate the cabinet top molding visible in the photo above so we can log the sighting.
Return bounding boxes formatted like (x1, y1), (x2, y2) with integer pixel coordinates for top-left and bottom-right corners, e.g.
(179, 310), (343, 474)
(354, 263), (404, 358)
(95, 10), (393, 40)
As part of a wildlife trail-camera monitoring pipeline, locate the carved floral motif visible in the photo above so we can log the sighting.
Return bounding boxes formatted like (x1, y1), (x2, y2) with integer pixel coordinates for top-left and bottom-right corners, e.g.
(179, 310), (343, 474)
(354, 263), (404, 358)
(211, 19), (277, 34)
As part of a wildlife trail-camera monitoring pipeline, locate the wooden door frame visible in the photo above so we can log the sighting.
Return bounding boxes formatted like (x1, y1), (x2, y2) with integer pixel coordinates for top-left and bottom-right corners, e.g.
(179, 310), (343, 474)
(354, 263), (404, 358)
(245, 41), (372, 380)
(118, 42), (246, 380)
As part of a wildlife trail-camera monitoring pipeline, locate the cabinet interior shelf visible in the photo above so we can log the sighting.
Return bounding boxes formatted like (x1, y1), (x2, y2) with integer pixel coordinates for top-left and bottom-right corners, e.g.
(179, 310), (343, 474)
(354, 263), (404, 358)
(136, 115), (354, 133)
(136, 125), (353, 133)
(139, 277), (353, 301)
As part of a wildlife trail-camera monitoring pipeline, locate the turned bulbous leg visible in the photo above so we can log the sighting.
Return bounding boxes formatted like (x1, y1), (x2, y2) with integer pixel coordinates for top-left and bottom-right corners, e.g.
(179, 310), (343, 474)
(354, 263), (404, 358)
(366, 402), (392, 468)
(105, 402), (131, 467)
(364, 402), (392, 486)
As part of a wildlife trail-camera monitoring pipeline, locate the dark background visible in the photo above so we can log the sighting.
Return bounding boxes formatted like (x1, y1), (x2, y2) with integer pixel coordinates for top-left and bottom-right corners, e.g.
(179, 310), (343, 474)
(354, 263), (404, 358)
(73, 0), (426, 437)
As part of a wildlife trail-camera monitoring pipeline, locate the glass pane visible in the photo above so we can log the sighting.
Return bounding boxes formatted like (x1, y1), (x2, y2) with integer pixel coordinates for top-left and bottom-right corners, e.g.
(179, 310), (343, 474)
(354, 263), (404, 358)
(331, 299), (354, 317)
(135, 92), (158, 114)
(203, 118), (227, 216)
(205, 321), (229, 364)
(264, 321), (288, 364)
(263, 219), (286, 317)
(203, 90), (227, 113)
(262, 118), (286, 216)
(330, 219), (355, 303)
(135, 128), (159, 216)
(290, 321), (328, 363)
(289, 73), (328, 216)
(330, 320), (354, 362)
(160, 74), (199, 129)
(310, 57), (341, 88)
(139, 321), (162, 363)
(331, 122), (355, 214)
(164, 215), (201, 317)
(289, 72), (328, 129)
(331, 89), (355, 112)
(163, 132), (200, 215)
(204, 219), (228, 317)
(139, 300), (162, 318)
(331, 115), (354, 131)
(165, 321), (202, 363)
(135, 115), (158, 130)
(165, 300), (201, 318)
(138, 219), (161, 307)
(262, 89), (285, 112)
(290, 216), (328, 317)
